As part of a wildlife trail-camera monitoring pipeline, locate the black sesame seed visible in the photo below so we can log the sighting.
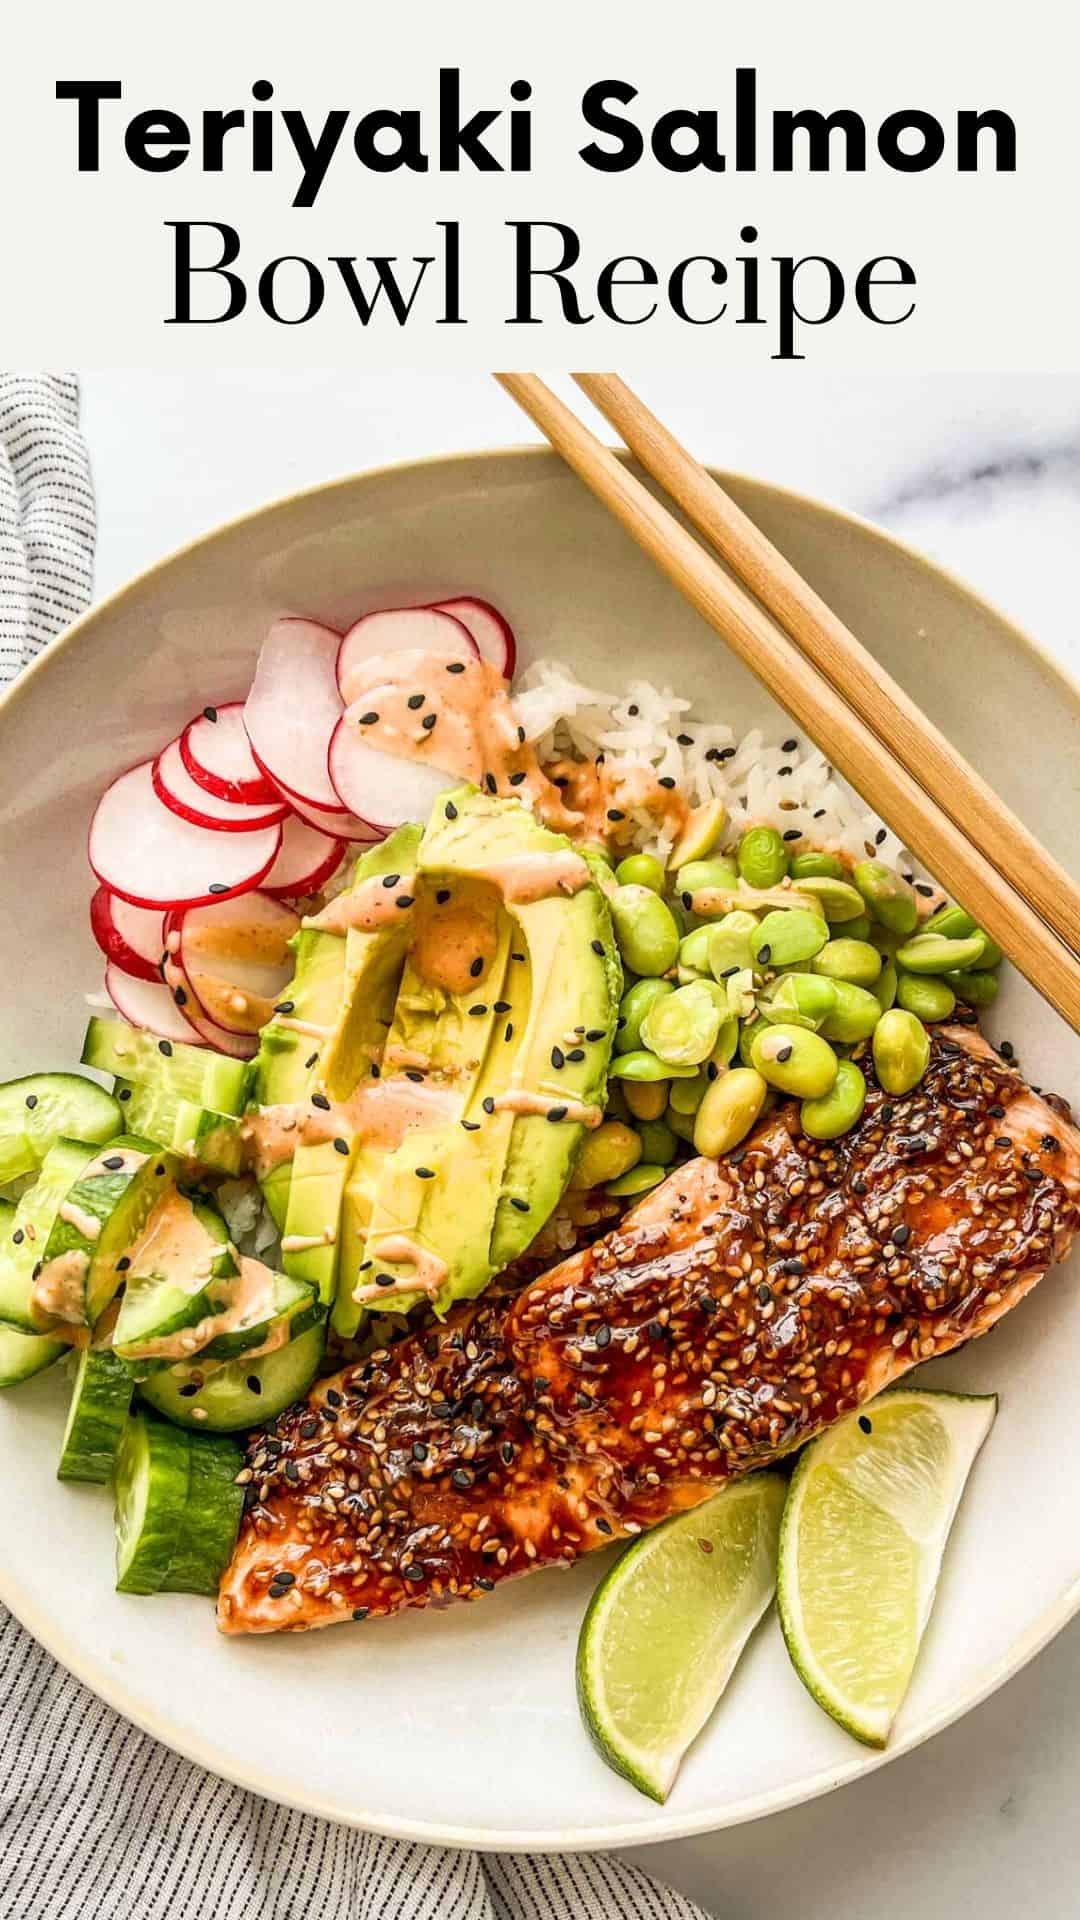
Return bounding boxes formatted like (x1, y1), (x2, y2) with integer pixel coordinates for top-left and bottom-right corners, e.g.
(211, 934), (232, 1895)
(447, 661), (466, 674)
(358, 711), (379, 726)
(436, 888), (451, 905)
(585, 1028), (605, 1042)
(25, 1093), (38, 1110)
(677, 733), (694, 746)
(782, 737), (798, 753)
(493, 1000), (511, 1014)
(468, 1004), (488, 1018)
(11, 1230), (23, 1245)
(591, 940), (604, 957)
(208, 883), (229, 895)
(517, 727), (526, 744)
(376, 1274), (396, 1289)
(658, 776), (676, 790)
(352, 1606), (370, 1621)
(470, 956), (484, 978)
(551, 1045), (565, 1069)
(421, 714), (438, 732)
(485, 773), (498, 795)
(1000, 1040), (1015, 1059)
(403, 1564), (426, 1583)
(371, 1064), (382, 1079)
(407, 692), (425, 710)
(628, 704), (639, 717)
(452, 1468), (473, 1491)
(706, 1060), (719, 1082)
(414, 1166), (436, 1179)
(875, 828), (887, 846)
(333, 1138), (349, 1155)
(511, 952), (525, 963)
(682, 892), (693, 910)
(305, 1052), (319, 1070)
(813, 807), (826, 819)
(509, 771), (526, 786)
(500, 1440), (515, 1465)
(396, 895), (415, 909)
(412, 1441), (429, 1463)
(566, 1047), (585, 1063)
(158, 1040), (173, 1057)
(595, 1517), (613, 1536)
(891, 1223), (911, 1246)
(178, 1382), (200, 1398)
(203, 705), (218, 723)
(783, 829), (802, 842)
(247, 1376), (263, 1395)
(547, 1106), (568, 1122)
(915, 882), (935, 898)
(118, 1087), (131, 1101)
(274, 1000), (295, 1015)
(300, 1418), (318, 1439)
(445, 801), (458, 820)
(510, 1197), (529, 1213)
(757, 1282), (772, 1305)
(311, 1093), (331, 1111)
(483, 1097), (495, 1115)
(381, 873), (400, 889)
(594, 1324), (612, 1349)
(995, 1135), (1011, 1150)
(758, 944), (772, 964)
(776, 1044), (793, 1063)
(858, 1414), (873, 1434)
(326, 1389), (342, 1407)
(607, 809), (625, 823)
(476, 1576), (496, 1592)
(778, 765), (793, 777)
(116, 1256), (131, 1273)
(103, 1154), (124, 1170)
(461, 1119), (481, 1131)
(505, 1023), (514, 1042)
(989, 1104), (1005, 1119)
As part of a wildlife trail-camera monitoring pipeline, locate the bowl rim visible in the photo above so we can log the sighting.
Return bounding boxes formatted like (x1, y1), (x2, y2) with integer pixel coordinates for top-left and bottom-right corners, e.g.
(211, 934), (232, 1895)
(3, 442), (1079, 1852)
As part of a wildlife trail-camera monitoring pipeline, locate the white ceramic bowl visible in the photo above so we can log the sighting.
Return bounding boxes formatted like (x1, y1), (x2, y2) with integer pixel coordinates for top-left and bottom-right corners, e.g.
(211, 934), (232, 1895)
(2, 449), (1079, 1851)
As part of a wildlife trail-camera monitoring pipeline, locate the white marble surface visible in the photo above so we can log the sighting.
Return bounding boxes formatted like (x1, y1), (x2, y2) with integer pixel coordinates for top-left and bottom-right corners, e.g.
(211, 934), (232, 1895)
(82, 370), (1080, 1918)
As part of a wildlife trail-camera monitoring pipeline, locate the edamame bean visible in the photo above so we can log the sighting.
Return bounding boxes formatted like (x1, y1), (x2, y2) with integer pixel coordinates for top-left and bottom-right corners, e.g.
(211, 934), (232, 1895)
(750, 908), (829, 969)
(800, 1059), (867, 1140)
(670, 796), (728, 866)
(852, 860), (919, 935)
(616, 977), (674, 1054)
(678, 926), (714, 975)
(789, 851), (846, 881)
(751, 1024), (839, 1098)
(665, 1103), (699, 1144)
(946, 967), (1000, 1008)
(675, 856), (739, 905)
(636, 1118), (678, 1165)
(873, 958), (899, 1012)
(725, 967), (757, 1020)
(610, 886), (681, 977)
(712, 1014), (740, 1066)
(819, 980), (882, 1044)
(971, 933), (1003, 971)
(668, 1071), (709, 1115)
(640, 982), (723, 1067)
(844, 914), (873, 942)
(605, 1163), (666, 1199)
(896, 973), (957, 1022)
(792, 875), (865, 922)
(811, 939), (883, 987)
(693, 1067), (768, 1157)
(615, 853), (666, 893)
(738, 1014), (768, 1068)
(760, 973), (837, 1031)
(895, 931), (986, 975)
(609, 1049), (699, 1082)
(924, 902), (976, 939)
(708, 911), (758, 980)
(872, 1008), (930, 1094)
(737, 827), (789, 890)
(624, 1079), (670, 1121)
(569, 1122), (642, 1190)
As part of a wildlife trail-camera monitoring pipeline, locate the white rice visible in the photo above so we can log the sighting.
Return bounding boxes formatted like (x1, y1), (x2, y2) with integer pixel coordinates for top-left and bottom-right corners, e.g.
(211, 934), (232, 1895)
(515, 658), (934, 887)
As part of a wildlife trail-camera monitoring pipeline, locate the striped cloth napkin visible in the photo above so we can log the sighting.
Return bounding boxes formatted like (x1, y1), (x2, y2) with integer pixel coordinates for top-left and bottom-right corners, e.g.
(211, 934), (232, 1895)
(0, 374), (707, 1920)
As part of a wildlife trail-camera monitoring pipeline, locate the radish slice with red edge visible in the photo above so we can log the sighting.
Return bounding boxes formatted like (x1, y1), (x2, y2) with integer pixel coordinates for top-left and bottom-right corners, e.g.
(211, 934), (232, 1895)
(431, 597), (516, 680)
(157, 943), (260, 1057)
(180, 702), (280, 804)
(89, 761), (281, 909)
(104, 963), (206, 1046)
(90, 888), (164, 984)
(328, 719), (455, 830)
(153, 739), (288, 833)
(286, 786), (380, 843)
(336, 606), (476, 705)
(244, 618), (346, 812)
(168, 893), (299, 1035)
(261, 815), (348, 898)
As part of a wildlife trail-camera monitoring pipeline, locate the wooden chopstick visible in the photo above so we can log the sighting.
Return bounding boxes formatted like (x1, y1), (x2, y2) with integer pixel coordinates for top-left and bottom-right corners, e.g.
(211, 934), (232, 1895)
(573, 371), (1080, 959)
(494, 371), (1080, 1036)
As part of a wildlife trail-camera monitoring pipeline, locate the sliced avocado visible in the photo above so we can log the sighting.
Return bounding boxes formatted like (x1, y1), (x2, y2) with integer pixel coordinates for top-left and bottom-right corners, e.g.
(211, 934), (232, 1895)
(278, 826), (421, 1303)
(34, 1135), (181, 1330)
(338, 787), (621, 1327)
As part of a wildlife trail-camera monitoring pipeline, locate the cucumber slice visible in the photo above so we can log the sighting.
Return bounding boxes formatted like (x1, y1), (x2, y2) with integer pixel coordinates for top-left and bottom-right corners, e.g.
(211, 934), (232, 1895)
(0, 1323), (66, 1387)
(161, 1433), (245, 1596)
(139, 1318), (325, 1431)
(114, 1412), (191, 1593)
(0, 1198), (14, 1237)
(36, 1135), (179, 1329)
(0, 1073), (122, 1187)
(82, 1016), (251, 1122)
(57, 1346), (133, 1482)
(0, 1139), (97, 1332)
(116, 1080), (250, 1176)
(113, 1195), (234, 1361)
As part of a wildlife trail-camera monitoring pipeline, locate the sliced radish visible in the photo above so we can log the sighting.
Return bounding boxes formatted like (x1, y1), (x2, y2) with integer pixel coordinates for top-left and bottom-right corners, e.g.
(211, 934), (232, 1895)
(90, 887), (164, 984)
(105, 963), (206, 1046)
(336, 607), (476, 704)
(261, 815), (348, 898)
(156, 943), (261, 1057)
(153, 739), (288, 833)
(180, 702), (279, 804)
(89, 761), (281, 910)
(169, 893), (299, 1036)
(432, 597), (516, 680)
(328, 719), (454, 830)
(244, 618), (345, 812)
(287, 787), (380, 843)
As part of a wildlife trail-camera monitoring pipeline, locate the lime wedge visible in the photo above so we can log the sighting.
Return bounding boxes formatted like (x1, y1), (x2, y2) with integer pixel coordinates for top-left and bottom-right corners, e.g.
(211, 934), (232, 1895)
(778, 1389), (996, 1748)
(576, 1473), (786, 1802)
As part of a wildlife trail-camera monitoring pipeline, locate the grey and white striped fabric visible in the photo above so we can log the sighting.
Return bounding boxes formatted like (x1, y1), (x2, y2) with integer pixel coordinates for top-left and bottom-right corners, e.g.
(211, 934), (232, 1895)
(0, 375), (708, 1920)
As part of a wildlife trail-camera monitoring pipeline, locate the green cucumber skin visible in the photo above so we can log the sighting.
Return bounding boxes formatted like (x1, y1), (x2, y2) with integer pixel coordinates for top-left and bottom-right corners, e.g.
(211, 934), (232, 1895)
(0, 1324), (65, 1388)
(112, 1199), (234, 1361)
(161, 1436), (245, 1596)
(37, 1135), (179, 1329)
(82, 1018), (251, 1116)
(57, 1347), (134, 1483)
(195, 1276), (319, 1363)
(0, 1073), (122, 1187)
(139, 1319), (326, 1432)
(114, 1413), (192, 1595)
(0, 1139), (97, 1332)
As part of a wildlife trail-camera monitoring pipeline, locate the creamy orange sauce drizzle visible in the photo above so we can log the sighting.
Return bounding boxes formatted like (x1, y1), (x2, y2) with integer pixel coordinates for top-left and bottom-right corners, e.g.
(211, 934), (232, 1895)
(121, 1252), (281, 1362)
(129, 1189), (219, 1292)
(242, 1076), (462, 1176)
(303, 875), (417, 936)
(352, 1234), (449, 1305)
(274, 1016), (334, 1040)
(476, 850), (591, 904)
(491, 1089), (603, 1128)
(410, 881), (500, 996)
(58, 1200), (102, 1241)
(690, 882), (823, 917)
(545, 756), (691, 851)
(30, 1250), (89, 1325)
(281, 1230), (336, 1254)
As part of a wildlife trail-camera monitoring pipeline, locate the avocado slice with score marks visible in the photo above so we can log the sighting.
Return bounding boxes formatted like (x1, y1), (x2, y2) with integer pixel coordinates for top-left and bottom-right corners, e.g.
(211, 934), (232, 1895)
(336, 787), (621, 1329)
(277, 825), (421, 1304)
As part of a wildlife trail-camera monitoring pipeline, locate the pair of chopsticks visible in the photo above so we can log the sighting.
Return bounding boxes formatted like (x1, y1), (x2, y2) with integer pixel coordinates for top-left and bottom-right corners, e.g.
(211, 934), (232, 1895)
(494, 372), (1080, 1037)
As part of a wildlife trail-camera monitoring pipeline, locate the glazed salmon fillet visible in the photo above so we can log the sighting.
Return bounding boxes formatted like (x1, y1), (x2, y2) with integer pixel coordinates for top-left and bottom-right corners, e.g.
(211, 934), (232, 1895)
(218, 1029), (1080, 1634)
